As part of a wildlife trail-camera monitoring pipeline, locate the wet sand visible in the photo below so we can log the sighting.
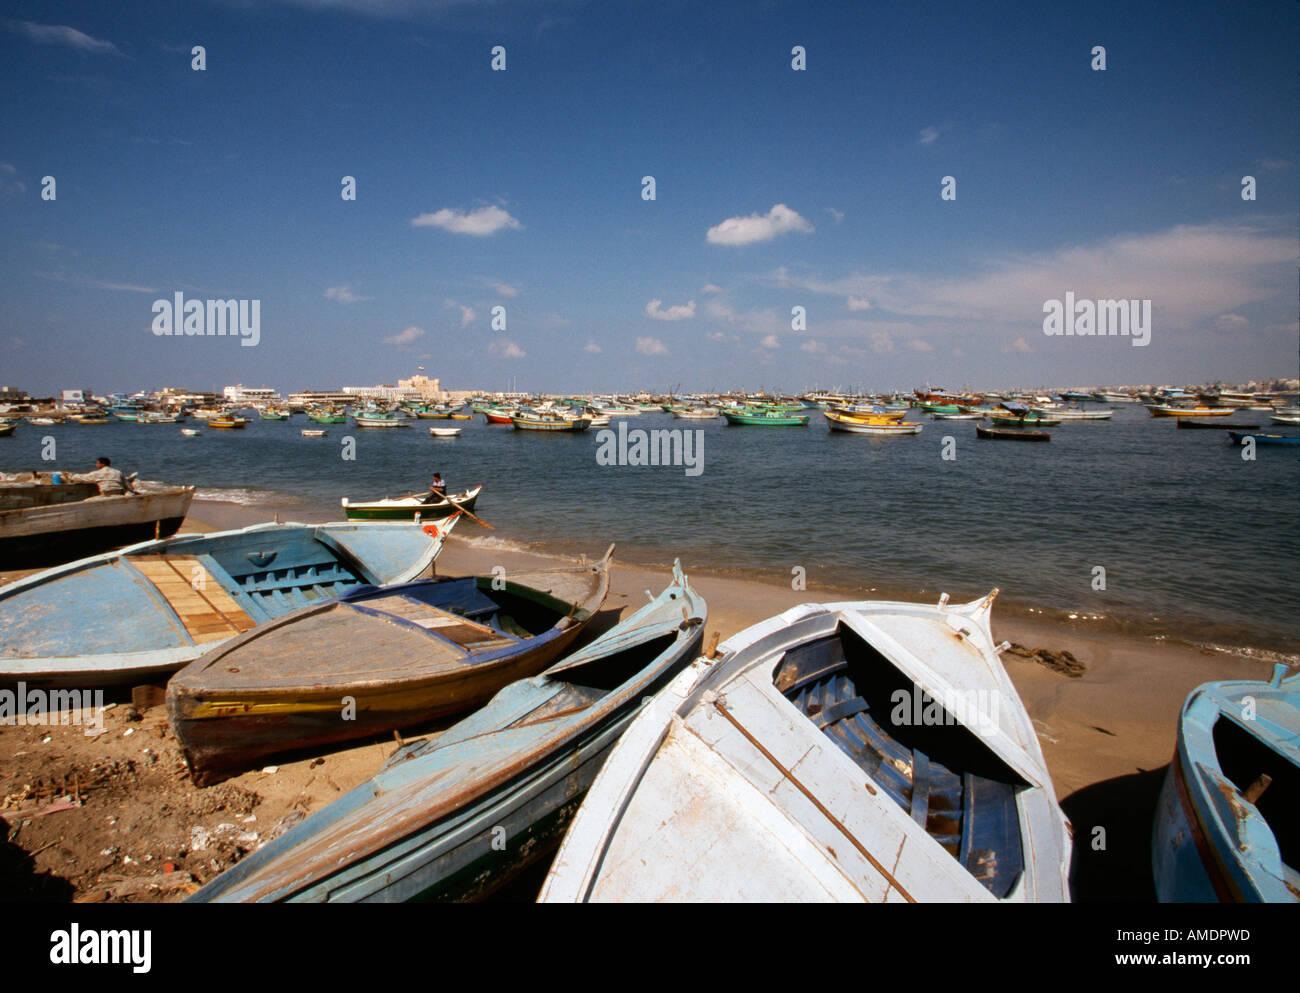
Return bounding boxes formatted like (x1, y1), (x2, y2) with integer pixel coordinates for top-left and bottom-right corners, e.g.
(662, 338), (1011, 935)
(1, 499), (1286, 902)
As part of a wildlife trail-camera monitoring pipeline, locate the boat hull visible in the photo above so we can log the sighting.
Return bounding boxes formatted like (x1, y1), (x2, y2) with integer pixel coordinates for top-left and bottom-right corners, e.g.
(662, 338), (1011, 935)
(342, 487), (482, 522)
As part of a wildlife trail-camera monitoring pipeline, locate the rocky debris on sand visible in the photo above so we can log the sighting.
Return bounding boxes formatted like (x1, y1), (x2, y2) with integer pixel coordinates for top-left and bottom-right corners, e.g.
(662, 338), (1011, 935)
(1005, 643), (1087, 678)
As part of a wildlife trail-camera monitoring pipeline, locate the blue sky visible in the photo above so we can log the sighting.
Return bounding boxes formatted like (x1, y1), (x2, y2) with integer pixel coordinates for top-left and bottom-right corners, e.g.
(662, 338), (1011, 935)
(2, 0), (1297, 396)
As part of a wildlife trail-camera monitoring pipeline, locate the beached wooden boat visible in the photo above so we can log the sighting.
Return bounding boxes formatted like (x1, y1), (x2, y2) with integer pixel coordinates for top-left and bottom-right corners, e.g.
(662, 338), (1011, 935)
(188, 563), (704, 902)
(0, 518), (455, 687)
(167, 547), (613, 783)
(511, 413), (591, 432)
(976, 425), (1051, 442)
(1177, 419), (1259, 430)
(1228, 431), (1300, 447)
(429, 427), (462, 437)
(1152, 664), (1298, 902)
(208, 416), (247, 429)
(0, 486), (196, 569)
(342, 485), (482, 522)
(541, 590), (1071, 902)
(825, 411), (923, 435)
(723, 409), (810, 426)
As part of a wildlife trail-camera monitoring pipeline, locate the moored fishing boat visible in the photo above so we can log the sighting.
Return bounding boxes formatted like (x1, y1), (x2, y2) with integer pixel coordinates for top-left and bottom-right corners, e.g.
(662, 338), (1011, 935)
(353, 411), (409, 428)
(1030, 406), (1113, 421)
(541, 590), (1071, 902)
(307, 408), (347, 424)
(0, 423), (15, 437)
(208, 416), (248, 429)
(1270, 414), (1300, 426)
(722, 408), (809, 426)
(825, 411), (923, 435)
(1151, 664), (1298, 902)
(1177, 419), (1259, 430)
(342, 485), (482, 522)
(483, 408), (515, 424)
(986, 413), (1061, 427)
(167, 547), (613, 783)
(0, 517), (456, 686)
(429, 427), (462, 437)
(188, 562), (704, 902)
(301, 429), (327, 437)
(672, 407), (720, 419)
(511, 413), (591, 431)
(976, 425), (1051, 442)
(1147, 405), (1234, 418)
(1228, 431), (1300, 447)
(181, 428), (202, 437)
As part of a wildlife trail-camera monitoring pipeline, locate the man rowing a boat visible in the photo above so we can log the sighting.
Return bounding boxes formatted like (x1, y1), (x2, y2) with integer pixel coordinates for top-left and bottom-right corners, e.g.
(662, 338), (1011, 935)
(70, 456), (136, 496)
(422, 472), (447, 504)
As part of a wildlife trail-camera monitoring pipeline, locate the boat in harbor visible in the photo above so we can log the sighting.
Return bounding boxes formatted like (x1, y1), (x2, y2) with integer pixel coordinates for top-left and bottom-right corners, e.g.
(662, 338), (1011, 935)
(1228, 431), (1300, 447)
(208, 416), (248, 430)
(541, 590), (1071, 902)
(1147, 405), (1234, 418)
(429, 427), (462, 437)
(976, 425), (1051, 442)
(1030, 406), (1114, 421)
(1177, 419), (1259, 430)
(307, 408), (347, 424)
(353, 411), (409, 428)
(181, 428), (203, 437)
(341, 485), (482, 522)
(985, 413), (1061, 427)
(672, 407), (720, 419)
(511, 413), (592, 432)
(0, 423), (14, 438)
(825, 411), (923, 435)
(1270, 414), (1300, 426)
(483, 409), (515, 424)
(258, 407), (291, 420)
(0, 481), (196, 569)
(167, 547), (613, 783)
(723, 408), (810, 426)
(187, 562), (704, 902)
(0, 517), (456, 687)
(301, 429), (327, 437)
(1151, 664), (1298, 903)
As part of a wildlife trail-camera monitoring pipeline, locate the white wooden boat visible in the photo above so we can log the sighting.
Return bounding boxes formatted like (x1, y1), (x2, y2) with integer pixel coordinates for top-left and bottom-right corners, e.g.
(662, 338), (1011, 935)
(1031, 406), (1114, 421)
(341, 485), (482, 522)
(181, 428), (202, 437)
(301, 429), (327, 437)
(1270, 414), (1300, 426)
(826, 413), (924, 435)
(429, 427), (462, 437)
(672, 407), (720, 420)
(0, 487), (196, 569)
(541, 591), (1071, 903)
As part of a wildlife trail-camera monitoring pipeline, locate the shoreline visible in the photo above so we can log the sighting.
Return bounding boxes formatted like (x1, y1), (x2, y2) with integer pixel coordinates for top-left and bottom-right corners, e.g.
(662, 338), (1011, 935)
(1, 497), (1290, 903)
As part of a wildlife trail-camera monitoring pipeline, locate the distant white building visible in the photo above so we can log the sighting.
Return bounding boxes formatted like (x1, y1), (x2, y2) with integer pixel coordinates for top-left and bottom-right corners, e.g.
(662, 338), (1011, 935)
(223, 385), (281, 404)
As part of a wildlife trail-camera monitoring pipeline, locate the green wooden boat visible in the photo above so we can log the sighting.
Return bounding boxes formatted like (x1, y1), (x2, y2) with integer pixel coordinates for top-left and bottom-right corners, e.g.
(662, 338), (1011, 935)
(722, 408), (810, 426)
(258, 408), (290, 420)
(308, 409), (347, 424)
(986, 414), (1062, 427)
(342, 485), (482, 521)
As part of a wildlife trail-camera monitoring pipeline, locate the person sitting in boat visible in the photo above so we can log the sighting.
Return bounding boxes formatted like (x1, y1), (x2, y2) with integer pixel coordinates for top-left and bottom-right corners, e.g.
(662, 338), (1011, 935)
(69, 456), (135, 496)
(423, 472), (447, 504)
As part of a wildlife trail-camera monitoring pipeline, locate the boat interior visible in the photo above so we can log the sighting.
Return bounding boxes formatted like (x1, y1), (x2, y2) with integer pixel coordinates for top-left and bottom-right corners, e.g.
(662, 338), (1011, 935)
(1213, 715), (1299, 889)
(771, 623), (1029, 898)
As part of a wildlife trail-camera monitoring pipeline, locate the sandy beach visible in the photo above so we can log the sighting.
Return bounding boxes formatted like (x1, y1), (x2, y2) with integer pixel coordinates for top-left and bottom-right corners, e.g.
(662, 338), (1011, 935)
(0, 499), (1284, 903)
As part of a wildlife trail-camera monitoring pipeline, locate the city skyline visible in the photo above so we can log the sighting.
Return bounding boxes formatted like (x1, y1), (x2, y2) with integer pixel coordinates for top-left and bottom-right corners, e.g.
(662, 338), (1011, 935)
(3, 1), (1297, 395)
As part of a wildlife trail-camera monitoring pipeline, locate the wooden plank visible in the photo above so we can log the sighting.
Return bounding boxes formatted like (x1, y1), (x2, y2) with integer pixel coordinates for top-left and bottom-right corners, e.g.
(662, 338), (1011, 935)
(133, 555), (256, 642)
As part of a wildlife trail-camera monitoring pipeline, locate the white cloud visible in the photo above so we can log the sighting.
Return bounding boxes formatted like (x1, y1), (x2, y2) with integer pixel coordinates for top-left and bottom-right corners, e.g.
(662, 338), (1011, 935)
(826, 207), (844, 223)
(456, 305), (476, 326)
(907, 338), (934, 352)
(489, 339), (527, 359)
(491, 281), (520, 298)
(583, 340), (603, 354)
(645, 298), (696, 321)
(0, 162), (26, 196)
(870, 332), (895, 354)
(384, 325), (425, 346)
(324, 284), (371, 303)
(1007, 336), (1033, 354)
(701, 283), (725, 294)
(706, 203), (813, 246)
(707, 330), (736, 343)
(704, 296), (785, 335)
(760, 333), (780, 349)
(10, 22), (123, 56)
(34, 271), (155, 293)
(635, 336), (668, 356)
(1214, 313), (1249, 331)
(919, 125), (941, 146)
(410, 205), (521, 236)
(800, 339), (826, 354)
(1257, 158), (1292, 170)
(846, 296), (872, 311)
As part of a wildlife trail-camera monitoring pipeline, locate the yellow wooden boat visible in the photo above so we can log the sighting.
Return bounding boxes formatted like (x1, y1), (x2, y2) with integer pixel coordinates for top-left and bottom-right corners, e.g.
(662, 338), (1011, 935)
(1146, 405), (1234, 418)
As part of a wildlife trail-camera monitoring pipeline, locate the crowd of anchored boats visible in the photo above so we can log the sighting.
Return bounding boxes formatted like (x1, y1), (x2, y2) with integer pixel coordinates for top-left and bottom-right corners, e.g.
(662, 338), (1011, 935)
(0, 500), (1294, 901)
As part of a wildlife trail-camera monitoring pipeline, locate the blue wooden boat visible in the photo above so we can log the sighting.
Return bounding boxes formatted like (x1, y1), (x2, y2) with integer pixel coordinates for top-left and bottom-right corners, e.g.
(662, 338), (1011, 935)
(1227, 431), (1300, 447)
(187, 562), (703, 901)
(0, 518), (458, 688)
(1152, 664), (1298, 902)
(167, 548), (614, 783)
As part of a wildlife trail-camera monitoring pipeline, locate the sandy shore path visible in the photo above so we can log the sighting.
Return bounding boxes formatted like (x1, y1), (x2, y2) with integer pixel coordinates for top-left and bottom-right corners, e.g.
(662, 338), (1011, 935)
(1, 502), (1283, 902)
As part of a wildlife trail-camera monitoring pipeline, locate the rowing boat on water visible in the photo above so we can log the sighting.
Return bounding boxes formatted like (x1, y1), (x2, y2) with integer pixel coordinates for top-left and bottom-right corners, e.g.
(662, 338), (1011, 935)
(167, 547), (613, 783)
(341, 485), (482, 521)
(301, 429), (327, 437)
(1147, 406), (1234, 418)
(976, 425), (1051, 442)
(0, 518), (456, 686)
(511, 413), (591, 432)
(541, 590), (1071, 902)
(429, 427), (462, 437)
(723, 409), (810, 426)
(208, 416), (247, 429)
(1176, 419), (1259, 430)
(1228, 432), (1300, 447)
(1152, 664), (1298, 902)
(188, 562), (704, 902)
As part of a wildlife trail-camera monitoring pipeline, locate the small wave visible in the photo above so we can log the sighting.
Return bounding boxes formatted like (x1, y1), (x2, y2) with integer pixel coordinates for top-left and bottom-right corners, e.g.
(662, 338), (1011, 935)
(1187, 642), (1300, 669)
(193, 487), (298, 507)
(453, 534), (539, 555)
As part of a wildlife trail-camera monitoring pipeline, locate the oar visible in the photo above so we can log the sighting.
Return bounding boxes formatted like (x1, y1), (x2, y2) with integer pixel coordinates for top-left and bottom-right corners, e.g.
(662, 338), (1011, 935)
(420, 488), (493, 530)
